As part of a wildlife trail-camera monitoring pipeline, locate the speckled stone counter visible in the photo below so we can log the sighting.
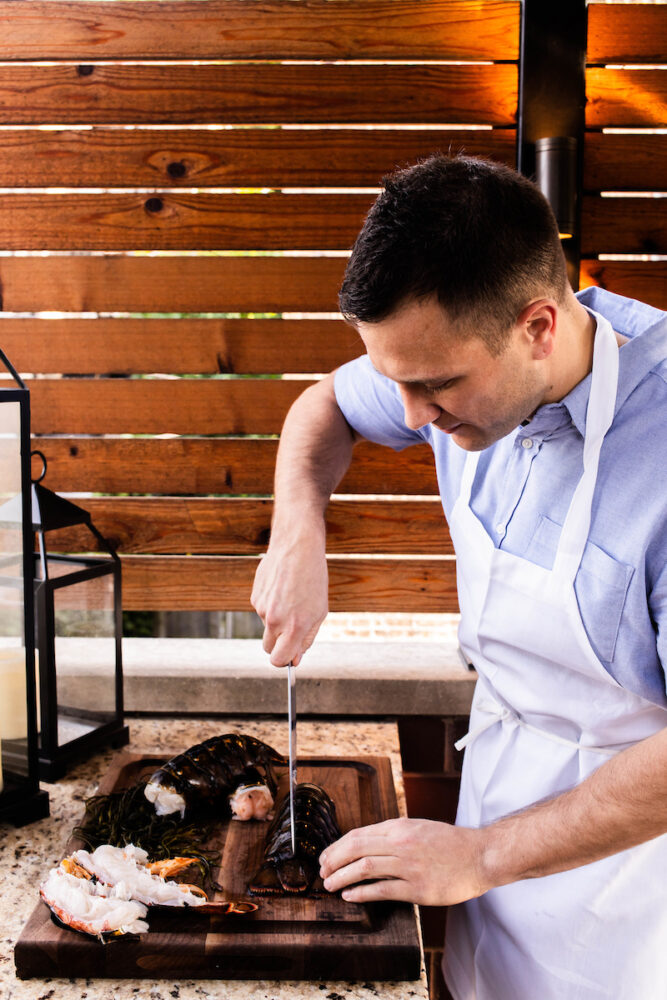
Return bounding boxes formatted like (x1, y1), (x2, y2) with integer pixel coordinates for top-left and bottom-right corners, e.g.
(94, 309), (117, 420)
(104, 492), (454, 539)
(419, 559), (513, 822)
(1, 717), (428, 1000)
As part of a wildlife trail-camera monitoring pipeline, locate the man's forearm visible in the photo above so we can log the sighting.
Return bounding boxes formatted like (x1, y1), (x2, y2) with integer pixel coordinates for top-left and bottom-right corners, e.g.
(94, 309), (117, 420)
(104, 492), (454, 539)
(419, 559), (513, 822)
(480, 724), (667, 890)
(251, 373), (359, 665)
(271, 373), (358, 536)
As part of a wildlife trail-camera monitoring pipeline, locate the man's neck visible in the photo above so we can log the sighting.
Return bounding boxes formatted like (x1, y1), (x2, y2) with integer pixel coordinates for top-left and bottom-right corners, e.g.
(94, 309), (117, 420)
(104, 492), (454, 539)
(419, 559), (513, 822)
(542, 299), (599, 404)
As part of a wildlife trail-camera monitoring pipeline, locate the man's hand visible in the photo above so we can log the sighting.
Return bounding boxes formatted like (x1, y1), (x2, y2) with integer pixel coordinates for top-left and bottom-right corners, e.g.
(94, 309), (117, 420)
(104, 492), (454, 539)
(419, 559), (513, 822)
(319, 727), (667, 907)
(249, 374), (359, 667)
(318, 817), (488, 906)
(251, 531), (329, 667)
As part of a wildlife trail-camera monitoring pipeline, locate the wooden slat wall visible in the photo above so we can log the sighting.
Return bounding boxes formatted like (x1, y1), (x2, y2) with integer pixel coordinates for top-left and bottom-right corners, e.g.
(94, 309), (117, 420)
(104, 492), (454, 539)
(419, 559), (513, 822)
(581, 3), (667, 309)
(0, 1), (520, 60)
(0, 0), (520, 614)
(0, 129), (516, 190)
(31, 439), (442, 497)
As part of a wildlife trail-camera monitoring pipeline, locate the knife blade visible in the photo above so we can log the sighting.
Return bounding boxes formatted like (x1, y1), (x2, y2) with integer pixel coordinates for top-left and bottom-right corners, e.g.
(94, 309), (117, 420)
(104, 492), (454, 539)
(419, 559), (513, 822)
(287, 660), (297, 856)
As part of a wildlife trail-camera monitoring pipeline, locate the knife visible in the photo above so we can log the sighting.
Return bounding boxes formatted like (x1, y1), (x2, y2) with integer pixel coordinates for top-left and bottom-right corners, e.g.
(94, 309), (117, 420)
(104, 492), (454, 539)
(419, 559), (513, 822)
(287, 660), (297, 856)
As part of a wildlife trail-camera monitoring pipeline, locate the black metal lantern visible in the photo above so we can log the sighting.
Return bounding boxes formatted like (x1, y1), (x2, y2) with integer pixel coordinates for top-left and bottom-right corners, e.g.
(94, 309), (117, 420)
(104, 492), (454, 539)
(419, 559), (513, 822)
(0, 351), (49, 824)
(30, 452), (129, 781)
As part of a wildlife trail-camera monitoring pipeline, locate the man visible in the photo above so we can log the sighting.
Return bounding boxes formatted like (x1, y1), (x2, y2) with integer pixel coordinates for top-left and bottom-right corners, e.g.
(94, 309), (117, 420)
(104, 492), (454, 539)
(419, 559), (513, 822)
(251, 155), (667, 999)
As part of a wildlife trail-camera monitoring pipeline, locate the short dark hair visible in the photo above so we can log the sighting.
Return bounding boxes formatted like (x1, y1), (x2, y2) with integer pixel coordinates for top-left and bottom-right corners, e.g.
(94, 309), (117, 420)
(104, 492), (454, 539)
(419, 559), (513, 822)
(339, 154), (569, 353)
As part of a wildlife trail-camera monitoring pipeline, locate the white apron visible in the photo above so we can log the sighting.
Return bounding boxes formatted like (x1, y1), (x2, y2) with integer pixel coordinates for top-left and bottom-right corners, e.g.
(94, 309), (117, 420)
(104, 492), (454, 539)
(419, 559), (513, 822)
(443, 312), (667, 1000)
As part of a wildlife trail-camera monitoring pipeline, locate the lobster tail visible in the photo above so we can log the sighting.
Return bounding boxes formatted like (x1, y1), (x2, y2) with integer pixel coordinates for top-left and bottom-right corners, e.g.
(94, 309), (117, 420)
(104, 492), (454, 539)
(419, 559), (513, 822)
(248, 782), (341, 896)
(145, 733), (286, 819)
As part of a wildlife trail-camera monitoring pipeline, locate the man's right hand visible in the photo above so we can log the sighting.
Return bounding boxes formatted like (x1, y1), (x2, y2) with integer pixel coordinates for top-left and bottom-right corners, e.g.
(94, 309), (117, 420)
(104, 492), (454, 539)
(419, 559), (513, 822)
(251, 528), (329, 667)
(249, 374), (359, 667)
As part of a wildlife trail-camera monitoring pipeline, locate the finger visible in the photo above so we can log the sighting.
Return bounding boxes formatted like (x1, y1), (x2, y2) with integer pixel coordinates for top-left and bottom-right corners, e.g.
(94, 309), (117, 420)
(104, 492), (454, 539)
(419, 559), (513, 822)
(263, 630), (301, 666)
(341, 878), (410, 905)
(322, 854), (402, 894)
(261, 624), (278, 656)
(269, 621), (321, 667)
(269, 633), (301, 667)
(319, 823), (396, 876)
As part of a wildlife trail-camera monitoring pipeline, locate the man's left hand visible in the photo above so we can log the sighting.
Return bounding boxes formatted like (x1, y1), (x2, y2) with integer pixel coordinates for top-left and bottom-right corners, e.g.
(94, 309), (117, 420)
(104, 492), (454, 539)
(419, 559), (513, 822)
(319, 817), (488, 907)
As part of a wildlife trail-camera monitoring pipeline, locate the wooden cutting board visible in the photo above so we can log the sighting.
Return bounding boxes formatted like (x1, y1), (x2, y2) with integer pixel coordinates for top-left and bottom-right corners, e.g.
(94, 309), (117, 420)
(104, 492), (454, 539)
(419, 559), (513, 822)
(15, 751), (421, 981)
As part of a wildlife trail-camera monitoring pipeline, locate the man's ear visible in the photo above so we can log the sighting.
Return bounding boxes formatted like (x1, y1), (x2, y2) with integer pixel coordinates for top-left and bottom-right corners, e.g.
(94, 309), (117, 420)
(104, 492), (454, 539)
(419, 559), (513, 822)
(516, 299), (558, 360)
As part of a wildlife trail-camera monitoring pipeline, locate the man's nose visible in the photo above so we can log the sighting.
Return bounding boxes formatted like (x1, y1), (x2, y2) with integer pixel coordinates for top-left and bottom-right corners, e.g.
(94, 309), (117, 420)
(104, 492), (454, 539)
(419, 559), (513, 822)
(399, 385), (441, 430)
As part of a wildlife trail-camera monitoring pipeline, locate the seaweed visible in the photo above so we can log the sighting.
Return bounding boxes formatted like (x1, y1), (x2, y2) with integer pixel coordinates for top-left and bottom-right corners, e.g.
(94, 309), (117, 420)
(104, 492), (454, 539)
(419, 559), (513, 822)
(73, 780), (221, 890)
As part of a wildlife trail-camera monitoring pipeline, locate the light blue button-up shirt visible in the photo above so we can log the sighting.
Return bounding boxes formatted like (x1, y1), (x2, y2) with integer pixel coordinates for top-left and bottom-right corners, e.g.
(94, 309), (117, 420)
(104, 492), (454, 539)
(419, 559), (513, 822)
(334, 288), (667, 707)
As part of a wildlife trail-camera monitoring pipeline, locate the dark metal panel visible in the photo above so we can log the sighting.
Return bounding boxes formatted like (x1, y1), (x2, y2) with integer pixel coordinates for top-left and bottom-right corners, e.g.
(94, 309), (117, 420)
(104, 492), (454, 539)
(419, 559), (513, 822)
(518, 0), (588, 286)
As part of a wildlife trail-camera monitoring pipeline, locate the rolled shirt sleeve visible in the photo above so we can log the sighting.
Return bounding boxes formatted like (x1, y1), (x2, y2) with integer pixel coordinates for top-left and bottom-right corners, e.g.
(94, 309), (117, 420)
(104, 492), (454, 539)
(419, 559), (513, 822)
(334, 354), (427, 451)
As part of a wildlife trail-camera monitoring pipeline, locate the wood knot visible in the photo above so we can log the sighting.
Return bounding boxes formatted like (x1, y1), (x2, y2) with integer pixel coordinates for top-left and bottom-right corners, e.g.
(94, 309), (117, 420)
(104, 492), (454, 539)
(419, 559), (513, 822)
(77, 65), (94, 77)
(145, 197), (164, 214)
(167, 161), (187, 179)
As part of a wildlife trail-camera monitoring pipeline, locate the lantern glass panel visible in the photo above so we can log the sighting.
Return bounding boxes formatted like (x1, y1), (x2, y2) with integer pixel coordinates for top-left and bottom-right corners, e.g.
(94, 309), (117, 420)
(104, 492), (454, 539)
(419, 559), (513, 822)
(49, 562), (117, 746)
(0, 400), (29, 786)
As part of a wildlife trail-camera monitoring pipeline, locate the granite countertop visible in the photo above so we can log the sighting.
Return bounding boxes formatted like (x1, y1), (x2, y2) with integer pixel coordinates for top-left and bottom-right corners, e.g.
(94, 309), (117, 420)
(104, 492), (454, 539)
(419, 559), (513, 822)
(1, 717), (428, 1000)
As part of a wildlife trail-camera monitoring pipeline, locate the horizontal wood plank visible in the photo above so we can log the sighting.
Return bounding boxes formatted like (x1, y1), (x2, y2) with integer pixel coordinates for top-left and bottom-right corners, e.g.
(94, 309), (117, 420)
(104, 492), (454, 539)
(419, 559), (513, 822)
(0, 1), (520, 61)
(0, 318), (363, 375)
(31, 438), (439, 496)
(0, 192), (375, 252)
(581, 195), (667, 255)
(47, 497), (453, 556)
(0, 127), (516, 188)
(584, 132), (667, 192)
(587, 3), (667, 64)
(29, 378), (313, 435)
(14, 261), (648, 329)
(0, 64), (517, 126)
(586, 68), (667, 128)
(119, 554), (459, 612)
(579, 260), (667, 312)
(0, 255), (346, 313)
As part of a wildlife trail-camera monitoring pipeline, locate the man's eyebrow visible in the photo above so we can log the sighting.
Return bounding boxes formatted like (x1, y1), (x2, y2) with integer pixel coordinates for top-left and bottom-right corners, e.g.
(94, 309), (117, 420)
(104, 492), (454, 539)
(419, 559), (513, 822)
(367, 358), (455, 387)
(403, 375), (455, 388)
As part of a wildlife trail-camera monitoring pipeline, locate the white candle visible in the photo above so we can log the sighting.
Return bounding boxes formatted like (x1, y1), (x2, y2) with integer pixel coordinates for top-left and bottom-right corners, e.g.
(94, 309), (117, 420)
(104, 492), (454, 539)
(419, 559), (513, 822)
(0, 647), (28, 740)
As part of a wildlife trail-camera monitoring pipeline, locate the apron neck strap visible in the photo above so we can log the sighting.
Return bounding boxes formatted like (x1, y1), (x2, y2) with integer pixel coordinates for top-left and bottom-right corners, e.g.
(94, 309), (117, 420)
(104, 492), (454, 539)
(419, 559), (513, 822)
(459, 448), (481, 505)
(552, 311), (619, 583)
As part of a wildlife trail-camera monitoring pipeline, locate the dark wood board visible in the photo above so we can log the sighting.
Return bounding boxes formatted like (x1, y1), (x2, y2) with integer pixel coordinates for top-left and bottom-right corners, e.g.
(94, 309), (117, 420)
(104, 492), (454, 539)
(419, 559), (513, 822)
(15, 752), (421, 981)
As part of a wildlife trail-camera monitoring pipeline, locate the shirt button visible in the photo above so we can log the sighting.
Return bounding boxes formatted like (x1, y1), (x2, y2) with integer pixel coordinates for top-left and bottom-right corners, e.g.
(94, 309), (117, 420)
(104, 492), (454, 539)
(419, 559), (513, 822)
(496, 523), (504, 534)
(521, 437), (533, 449)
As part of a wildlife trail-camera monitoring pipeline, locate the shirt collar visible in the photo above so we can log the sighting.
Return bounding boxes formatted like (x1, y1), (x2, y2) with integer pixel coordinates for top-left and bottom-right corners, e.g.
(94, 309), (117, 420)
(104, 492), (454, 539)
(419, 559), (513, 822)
(527, 288), (667, 439)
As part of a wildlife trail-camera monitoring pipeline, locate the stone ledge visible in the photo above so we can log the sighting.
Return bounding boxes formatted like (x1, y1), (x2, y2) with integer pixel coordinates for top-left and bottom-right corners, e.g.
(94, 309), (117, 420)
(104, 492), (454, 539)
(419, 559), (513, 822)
(57, 634), (477, 717)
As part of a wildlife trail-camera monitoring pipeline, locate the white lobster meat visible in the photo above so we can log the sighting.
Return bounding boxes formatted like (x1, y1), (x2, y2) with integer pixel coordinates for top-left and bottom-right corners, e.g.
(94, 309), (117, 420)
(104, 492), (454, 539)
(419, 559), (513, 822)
(40, 843), (208, 939)
(40, 867), (149, 939)
(70, 844), (208, 907)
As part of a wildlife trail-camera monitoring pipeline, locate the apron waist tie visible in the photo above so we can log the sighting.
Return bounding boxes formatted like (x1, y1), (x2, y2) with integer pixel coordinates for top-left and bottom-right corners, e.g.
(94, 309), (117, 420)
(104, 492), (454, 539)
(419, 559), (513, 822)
(454, 697), (624, 756)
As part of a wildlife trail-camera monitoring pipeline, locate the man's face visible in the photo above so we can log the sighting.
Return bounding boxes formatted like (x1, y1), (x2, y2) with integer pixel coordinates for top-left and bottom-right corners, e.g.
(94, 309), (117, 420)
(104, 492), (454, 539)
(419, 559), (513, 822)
(357, 296), (550, 452)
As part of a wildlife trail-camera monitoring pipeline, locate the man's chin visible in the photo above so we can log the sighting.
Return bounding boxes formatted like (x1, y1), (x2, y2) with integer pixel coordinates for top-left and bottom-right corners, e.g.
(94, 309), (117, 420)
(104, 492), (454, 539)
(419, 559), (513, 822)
(448, 424), (498, 452)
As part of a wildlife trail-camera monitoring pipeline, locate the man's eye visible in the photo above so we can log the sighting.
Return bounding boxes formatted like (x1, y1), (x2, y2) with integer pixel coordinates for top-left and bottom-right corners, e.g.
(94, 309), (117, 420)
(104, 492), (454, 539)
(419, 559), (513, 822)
(425, 380), (453, 394)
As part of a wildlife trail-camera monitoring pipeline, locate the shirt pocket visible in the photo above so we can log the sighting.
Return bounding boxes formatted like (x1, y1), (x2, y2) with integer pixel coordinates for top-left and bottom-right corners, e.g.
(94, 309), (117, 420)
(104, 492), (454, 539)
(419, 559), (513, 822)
(528, 514), (634, 664)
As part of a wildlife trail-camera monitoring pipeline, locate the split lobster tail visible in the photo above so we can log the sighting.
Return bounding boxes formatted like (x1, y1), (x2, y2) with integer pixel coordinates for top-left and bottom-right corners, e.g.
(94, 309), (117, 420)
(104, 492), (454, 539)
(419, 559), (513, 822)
(249, 783), (341, 896)
(144, 733), (287, 820)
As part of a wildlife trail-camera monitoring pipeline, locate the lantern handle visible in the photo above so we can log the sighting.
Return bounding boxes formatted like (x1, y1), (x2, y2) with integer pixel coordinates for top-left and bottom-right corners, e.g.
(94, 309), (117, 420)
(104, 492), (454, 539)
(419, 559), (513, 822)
(0, 347), (25, 389)
(31, 449), (48, 484)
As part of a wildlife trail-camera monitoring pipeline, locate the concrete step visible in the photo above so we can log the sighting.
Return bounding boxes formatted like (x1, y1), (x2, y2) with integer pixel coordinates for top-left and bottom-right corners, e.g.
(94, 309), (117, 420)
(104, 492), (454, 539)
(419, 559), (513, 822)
(55, 633), (476, 717)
